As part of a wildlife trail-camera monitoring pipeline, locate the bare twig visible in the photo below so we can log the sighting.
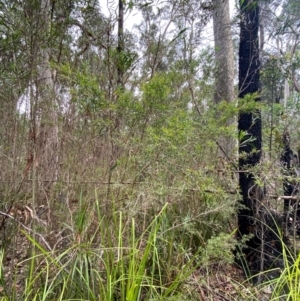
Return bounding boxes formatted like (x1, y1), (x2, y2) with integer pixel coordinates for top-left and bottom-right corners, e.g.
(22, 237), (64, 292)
(0, 210), (52, 252)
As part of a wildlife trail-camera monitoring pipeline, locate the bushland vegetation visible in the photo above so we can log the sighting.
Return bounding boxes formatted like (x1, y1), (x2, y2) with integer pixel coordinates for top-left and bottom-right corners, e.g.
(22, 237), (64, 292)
(0, 0), (300, 300)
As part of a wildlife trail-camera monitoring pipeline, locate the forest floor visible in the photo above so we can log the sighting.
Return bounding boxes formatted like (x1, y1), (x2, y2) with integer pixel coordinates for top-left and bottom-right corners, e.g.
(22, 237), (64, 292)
(0, 226), (272, 301)
(0, 202), (294, 301)
(184, 264), (274, 301)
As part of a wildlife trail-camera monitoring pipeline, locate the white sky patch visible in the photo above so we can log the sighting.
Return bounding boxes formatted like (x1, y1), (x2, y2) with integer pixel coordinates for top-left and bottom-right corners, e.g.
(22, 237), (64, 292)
(17, 86), (32, 116)
(274, 5), (282, 17)
(99, 0), (236, 44)
(99, 0), (143, 36)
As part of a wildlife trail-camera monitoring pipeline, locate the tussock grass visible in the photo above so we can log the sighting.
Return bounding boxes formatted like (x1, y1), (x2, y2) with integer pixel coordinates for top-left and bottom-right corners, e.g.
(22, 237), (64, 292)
(261, 243), (300, 301)
(0, 202), (202, 301)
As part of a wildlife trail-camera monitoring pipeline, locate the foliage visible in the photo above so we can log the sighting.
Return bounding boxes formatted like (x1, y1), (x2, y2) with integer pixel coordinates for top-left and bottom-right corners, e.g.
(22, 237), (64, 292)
(0, 64), (243, 299)
(1, 0), (300, 300)
(0, 203), (201, 301)
(269, 248), (300, 300)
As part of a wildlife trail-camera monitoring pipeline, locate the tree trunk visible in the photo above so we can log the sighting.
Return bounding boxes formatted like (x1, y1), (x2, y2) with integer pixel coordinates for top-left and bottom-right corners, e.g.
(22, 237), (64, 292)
(34, 0), (59, 196)
(281, 132), (300, 236)
(213, 0), (234, 105)
(212, 0), (235, 158)
(237, 0), (262, 268)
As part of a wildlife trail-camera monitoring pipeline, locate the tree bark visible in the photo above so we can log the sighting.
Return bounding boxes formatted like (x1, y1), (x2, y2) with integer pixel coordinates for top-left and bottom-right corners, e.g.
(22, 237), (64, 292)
(213, 0), (234, 104)
(35, 0), (59, 195)
(281, 132), (300, 236)
(212, 0), (235, 158)
(237, 0), (262, 261)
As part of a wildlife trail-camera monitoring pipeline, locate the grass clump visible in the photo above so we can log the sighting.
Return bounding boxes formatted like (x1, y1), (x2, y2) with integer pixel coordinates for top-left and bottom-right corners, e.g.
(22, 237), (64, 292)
(0, 202), (202, 301)
(262, 245), (300, 301)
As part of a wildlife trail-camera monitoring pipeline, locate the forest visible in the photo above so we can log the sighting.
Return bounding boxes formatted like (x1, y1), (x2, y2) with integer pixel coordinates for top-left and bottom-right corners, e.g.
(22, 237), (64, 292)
(0, 0), (300, 300)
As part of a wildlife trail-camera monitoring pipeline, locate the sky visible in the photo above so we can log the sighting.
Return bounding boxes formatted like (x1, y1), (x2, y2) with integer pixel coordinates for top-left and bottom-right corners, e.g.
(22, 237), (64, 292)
(99, 0), (237, 45)
(99, 0), (237, 23)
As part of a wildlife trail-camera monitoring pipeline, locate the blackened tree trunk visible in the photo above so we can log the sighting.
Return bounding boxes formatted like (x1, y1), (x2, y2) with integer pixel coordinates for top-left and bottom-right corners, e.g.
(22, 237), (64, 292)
(282, 132), (294, 231)
(281, 132), (300, 236)
(237, 0), (262, 259)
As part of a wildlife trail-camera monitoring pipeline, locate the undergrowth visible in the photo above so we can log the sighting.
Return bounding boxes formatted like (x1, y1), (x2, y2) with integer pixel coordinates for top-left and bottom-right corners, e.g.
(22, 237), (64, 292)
(0, 201), (203, 301)
(3, 196), (300, 301)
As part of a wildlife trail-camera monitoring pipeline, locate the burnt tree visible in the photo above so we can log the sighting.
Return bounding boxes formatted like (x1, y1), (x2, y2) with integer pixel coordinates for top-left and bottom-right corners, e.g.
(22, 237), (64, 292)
(281, 132), (300, 236)
(237, 0), (288, 277)
(237, 0), (262, 269)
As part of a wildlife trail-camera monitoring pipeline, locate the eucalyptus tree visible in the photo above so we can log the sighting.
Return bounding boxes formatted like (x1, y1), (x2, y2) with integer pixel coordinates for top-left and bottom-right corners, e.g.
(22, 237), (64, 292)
(212, 0), (234, 105)
(34, 0), (59, 188)
(22, 0), (81, 194)
(0, 0), (87, 194)
(237, 0), (262, 271)
(0, 1), (32, 193)
(212, 0), (235, 158)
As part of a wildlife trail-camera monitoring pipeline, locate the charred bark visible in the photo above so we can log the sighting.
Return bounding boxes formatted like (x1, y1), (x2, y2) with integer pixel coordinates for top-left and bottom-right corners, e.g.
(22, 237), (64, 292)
(237, 0), (262, 273)
(237, 1), (290, 277)
(281, 132), (300, 236)
(237, 0), (261, 241)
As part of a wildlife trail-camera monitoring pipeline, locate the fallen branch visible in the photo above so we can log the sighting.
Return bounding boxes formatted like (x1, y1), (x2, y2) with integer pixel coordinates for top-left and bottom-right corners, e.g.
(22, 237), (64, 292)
(268, 195), (300, 200)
